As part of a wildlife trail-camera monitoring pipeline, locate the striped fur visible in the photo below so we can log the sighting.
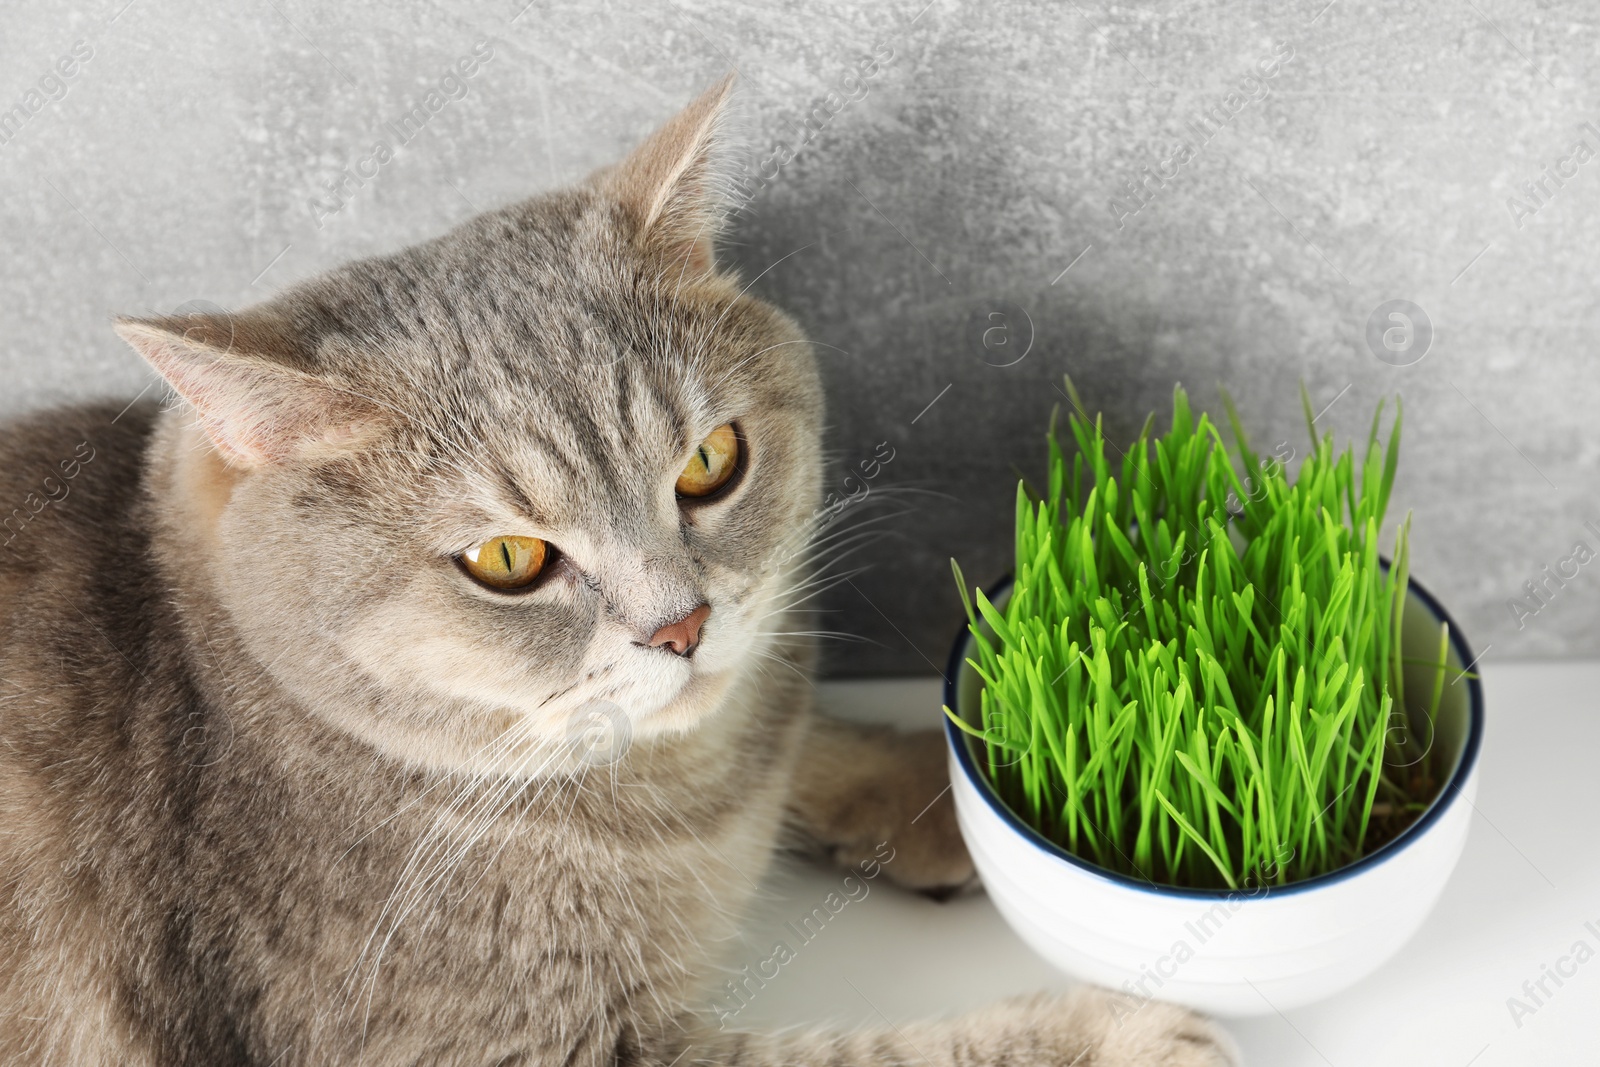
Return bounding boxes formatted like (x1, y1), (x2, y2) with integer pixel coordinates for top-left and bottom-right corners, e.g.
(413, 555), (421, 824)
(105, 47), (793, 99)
(0, 81), (1235, 1067)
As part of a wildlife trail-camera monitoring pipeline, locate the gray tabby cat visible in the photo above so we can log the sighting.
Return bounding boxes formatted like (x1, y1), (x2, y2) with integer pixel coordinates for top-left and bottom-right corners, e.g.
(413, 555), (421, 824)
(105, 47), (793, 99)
(0, 78), (1237, 1066)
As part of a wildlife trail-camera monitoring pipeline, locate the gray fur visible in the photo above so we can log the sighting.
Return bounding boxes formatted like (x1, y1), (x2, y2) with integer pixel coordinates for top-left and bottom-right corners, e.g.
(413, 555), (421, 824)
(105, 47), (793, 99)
(0, 80), (1236, 1067)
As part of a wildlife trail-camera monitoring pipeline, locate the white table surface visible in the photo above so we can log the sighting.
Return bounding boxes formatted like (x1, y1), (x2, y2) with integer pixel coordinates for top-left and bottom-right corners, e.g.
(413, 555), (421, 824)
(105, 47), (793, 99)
(728, 663), (1599, 1067)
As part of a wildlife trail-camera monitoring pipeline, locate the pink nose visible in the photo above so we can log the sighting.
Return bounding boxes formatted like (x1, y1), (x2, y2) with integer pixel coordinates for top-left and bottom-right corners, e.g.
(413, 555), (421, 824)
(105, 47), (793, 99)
(647, 603), (711, 657)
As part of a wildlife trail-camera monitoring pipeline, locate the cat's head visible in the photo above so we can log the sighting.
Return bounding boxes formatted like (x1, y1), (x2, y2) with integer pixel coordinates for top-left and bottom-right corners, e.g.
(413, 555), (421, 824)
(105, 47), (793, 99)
(117, 77), (823, 775)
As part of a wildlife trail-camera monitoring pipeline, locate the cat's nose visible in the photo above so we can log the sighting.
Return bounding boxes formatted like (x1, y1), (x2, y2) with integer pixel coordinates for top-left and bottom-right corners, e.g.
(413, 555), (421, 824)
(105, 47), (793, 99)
(646, 603), (711, 657)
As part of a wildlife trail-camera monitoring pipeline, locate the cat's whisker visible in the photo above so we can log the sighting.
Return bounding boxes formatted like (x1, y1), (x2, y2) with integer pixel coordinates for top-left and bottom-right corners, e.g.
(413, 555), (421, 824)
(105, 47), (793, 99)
(778, 524), (896, 572)
(349, 764), (566, 1040)
(758, 569), (871, 621)
(771, 558), (868, 597)
(444, 728), (592, 908)
(332, 705), (558, 866)
(693, 241), (815, 361)
(451, 699), (616, 843)
(748, 647), (811, 684)
(766, 521), (900, 587)
(5, 74), (1095, 1065)
(760, 629), (871, 643)
(783, 496), (918, 554)
(769, 521), (920, 596)
(343, 716), (558, 1014)
(627, 775), (780, 907)
(708, 338), (852, 393)
(665, 217), (714, 305)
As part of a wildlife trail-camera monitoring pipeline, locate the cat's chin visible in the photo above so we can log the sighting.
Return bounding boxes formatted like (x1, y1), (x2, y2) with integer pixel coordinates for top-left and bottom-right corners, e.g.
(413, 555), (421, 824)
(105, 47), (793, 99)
(454, 670), (736, 778)
(631, 667), (737, 736)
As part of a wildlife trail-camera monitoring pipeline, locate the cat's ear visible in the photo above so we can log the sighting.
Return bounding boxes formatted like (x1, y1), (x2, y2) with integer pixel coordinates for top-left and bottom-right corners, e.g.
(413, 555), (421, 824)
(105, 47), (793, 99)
(602, 73), (737, 278)
(114, 311), (388, 468)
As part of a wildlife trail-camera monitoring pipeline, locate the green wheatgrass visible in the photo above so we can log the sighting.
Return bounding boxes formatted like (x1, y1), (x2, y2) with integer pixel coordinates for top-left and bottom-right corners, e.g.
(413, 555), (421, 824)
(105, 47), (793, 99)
(947, 381), (1449, 890)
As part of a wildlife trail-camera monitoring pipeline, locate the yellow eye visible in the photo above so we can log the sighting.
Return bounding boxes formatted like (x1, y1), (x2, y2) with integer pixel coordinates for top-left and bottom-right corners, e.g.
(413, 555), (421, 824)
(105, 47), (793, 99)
(675, 424), (740, 498)
(460, 535), (548, 590)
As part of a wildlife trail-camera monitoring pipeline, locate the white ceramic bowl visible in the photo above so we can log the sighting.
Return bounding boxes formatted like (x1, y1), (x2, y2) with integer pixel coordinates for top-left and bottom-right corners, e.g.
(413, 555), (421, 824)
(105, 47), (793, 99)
(945, 575), (1485, 1017)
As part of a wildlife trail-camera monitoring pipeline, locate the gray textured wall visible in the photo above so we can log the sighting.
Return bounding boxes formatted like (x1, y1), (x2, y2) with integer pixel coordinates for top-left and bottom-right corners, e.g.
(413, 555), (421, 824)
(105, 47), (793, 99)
(2, 0), (1596, 675)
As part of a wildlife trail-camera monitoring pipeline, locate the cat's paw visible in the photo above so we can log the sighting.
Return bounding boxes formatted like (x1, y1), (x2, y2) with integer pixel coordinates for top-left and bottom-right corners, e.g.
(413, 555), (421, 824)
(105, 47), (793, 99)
(1037, 988), (1241, 1067)
(827, 728), (975, 899)
(883, 729), (977, 899)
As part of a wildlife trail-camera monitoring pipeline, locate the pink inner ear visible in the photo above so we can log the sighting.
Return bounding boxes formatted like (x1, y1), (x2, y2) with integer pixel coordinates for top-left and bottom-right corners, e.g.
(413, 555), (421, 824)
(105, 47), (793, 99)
(117, 318), (378, 468)
(153, 348), (298, 465)
(185, 379), (301, 466)
(604, 76), (734, 276)
(192, 381), (373, 467)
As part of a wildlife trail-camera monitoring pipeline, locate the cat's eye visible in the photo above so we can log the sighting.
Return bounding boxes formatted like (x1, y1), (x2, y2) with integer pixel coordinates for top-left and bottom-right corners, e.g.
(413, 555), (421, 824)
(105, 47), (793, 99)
(675, 424), (740, 499)
(460, 535), (548, 590)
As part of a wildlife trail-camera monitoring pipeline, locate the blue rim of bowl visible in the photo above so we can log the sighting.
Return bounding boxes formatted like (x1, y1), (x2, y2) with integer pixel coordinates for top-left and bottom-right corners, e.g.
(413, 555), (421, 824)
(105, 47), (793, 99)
(943, 570), (1486, 900)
